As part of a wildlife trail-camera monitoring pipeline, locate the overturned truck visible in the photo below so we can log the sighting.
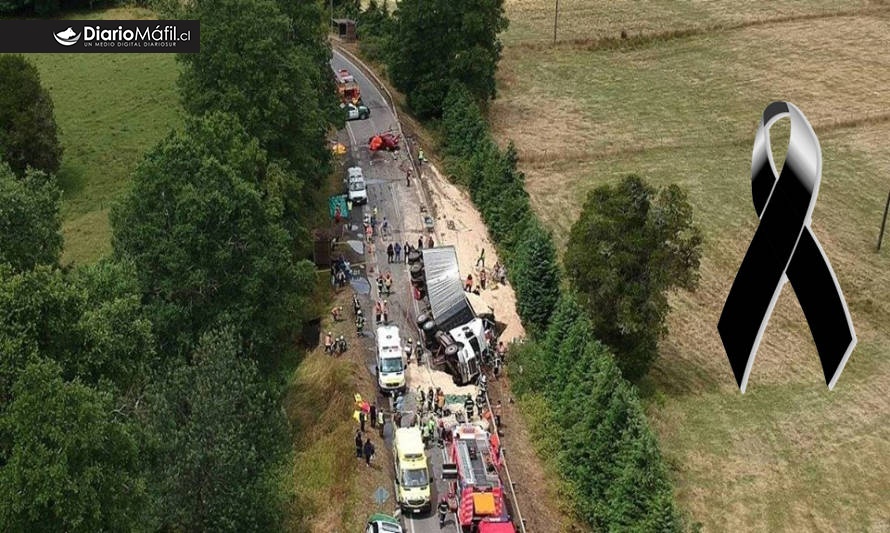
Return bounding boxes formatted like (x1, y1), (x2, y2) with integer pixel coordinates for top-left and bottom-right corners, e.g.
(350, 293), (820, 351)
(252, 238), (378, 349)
(408, 246), (492, 385)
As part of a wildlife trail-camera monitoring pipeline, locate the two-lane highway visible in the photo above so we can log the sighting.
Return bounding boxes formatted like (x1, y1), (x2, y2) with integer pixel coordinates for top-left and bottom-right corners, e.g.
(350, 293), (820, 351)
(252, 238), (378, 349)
(332, 49), (459, 533)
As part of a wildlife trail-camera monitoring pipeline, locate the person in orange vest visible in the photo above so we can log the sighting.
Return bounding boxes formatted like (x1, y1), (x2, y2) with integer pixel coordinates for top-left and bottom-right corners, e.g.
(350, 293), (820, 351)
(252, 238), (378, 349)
(324, 331), (333, 354)
(464, 274), (473, 292)
(374, 300), (383, 323)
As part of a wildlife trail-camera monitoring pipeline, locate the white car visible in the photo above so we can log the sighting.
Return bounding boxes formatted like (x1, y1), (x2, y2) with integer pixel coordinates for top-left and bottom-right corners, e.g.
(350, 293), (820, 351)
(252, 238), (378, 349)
(347, 166), (367, 205)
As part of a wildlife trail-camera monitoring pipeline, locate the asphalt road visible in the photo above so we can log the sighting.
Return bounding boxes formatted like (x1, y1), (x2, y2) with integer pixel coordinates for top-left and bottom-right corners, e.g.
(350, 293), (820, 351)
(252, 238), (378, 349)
(332, 50), (459, 533)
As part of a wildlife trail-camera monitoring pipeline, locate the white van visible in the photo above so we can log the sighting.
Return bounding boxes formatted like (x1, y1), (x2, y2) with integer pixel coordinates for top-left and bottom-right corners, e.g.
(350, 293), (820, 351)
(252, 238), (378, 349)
(393, 427), (431, 513)
(347, 166), (368, 205)
(376, 325), (405, 394)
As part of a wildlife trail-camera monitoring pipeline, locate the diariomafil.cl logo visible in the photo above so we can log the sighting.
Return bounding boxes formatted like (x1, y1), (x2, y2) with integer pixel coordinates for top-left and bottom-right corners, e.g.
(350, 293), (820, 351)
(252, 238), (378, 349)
(53, 27), (81, 46)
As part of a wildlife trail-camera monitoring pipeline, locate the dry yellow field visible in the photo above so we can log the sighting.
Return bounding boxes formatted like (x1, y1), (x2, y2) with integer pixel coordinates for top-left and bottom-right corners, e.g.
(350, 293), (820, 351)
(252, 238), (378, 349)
(494, 2), (890, 531)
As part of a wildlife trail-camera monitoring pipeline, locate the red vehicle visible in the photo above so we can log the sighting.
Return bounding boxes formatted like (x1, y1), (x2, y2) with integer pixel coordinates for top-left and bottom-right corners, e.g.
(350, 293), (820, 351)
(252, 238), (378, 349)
(368, 131), (400, 152)
(337, 68), (361, 105)
(444, 424), (516, 533)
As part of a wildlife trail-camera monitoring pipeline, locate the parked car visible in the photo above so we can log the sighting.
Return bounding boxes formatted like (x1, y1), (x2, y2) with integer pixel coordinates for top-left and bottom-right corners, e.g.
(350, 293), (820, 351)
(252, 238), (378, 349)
(365, 513), (403, 533)
(346, 102), (370, 121)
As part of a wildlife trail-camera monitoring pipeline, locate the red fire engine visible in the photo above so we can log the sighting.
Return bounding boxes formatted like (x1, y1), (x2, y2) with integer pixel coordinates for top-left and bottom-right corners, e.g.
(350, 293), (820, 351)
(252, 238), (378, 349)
(444, 424), (516, 533)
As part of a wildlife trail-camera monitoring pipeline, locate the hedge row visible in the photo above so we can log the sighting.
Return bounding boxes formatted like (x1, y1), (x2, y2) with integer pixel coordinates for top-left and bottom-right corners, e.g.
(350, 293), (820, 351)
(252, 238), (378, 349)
(440, 83), (683, 531)
(442, 84), (559, 335)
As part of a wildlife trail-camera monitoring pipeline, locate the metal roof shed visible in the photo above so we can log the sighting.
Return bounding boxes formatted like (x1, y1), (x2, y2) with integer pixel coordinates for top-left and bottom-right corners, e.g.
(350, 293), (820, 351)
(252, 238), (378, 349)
(421, 246), (475, 331)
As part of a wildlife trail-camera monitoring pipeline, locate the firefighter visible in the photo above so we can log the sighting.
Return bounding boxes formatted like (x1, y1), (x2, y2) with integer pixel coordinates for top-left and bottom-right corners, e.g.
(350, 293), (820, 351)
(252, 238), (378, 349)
(436, 388), (446, 415)
(464, 393), (475, 420)
(437, 495), (449, 528)
(426, 416), (437, 447)
(355, 310), (365, 336)
(374, 300), (383, 323)
(405, 339), (414, 364)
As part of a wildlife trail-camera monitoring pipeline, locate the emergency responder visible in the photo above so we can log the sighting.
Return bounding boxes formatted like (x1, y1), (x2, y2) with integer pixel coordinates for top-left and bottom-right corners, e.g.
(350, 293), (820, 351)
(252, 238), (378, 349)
(355, 310), (365, 336)
(426, 417), (437, 447)
(324, 332), (333, 354)
(464, 393), (475, 420)
(436, 388), (446, 415)
(405, 338), (414, 364)
(437, 495), (449, 528)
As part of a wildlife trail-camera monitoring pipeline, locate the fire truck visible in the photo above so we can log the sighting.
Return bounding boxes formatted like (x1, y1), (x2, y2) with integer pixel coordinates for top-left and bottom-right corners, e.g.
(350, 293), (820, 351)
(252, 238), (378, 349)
(336, 68), (361, 105)
(443, 424), (516, 533)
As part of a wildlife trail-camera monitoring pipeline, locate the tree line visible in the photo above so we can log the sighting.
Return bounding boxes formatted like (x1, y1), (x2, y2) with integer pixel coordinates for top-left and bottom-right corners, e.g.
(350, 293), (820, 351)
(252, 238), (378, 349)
(355, 1), (703, 530)
(0, 0), (339, 530)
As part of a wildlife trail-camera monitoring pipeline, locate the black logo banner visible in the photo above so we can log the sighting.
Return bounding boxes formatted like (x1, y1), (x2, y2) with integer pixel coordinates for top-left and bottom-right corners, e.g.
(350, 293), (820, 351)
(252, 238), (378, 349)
(0, 20), (199, 53)
(718, 101), (857, 392)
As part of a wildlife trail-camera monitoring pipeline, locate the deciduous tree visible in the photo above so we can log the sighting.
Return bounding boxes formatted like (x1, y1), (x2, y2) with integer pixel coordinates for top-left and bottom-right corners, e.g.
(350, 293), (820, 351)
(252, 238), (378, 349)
(0, 163), (62, 272)
(387, 0), (508, 118)
(565, 175), (702, 381)
(0, 359), (146, 531)
(110, 112), (315, 361)
(146, 327), (288, 531)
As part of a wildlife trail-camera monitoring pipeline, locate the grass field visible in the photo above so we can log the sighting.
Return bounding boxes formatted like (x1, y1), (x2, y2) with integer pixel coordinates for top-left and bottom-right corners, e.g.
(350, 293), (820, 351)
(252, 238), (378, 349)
(22, 7), (181, 265)
(493, 3), (890, 531)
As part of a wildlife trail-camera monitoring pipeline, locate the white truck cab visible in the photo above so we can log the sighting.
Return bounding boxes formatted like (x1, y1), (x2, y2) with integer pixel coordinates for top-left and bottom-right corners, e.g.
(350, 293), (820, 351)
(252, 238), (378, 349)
(347, 166), (368, 205)
(376, 325), (405, 394)
(447, 318), (487, 385)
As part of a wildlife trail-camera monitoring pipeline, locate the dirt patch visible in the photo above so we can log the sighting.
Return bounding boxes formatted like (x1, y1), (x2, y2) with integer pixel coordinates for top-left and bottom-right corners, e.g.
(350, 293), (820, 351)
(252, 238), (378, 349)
(421, 163), (526, 342)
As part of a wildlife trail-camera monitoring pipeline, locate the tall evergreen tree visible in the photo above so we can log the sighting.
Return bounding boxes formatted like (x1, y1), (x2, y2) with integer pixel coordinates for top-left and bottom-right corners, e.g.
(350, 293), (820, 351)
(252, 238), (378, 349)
(0, 55), (62, 177)
(512, 219), (560, 335)
(173, 0), (336, 201)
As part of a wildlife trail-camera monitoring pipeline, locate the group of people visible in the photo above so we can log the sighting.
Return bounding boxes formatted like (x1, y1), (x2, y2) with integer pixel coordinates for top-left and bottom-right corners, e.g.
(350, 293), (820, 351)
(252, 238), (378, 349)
(386, 242), (402, 263)
(376, 271), (394, 296)
(374, 299), (390, 323)
(463, 261), (507, 294)
(323, 331), (347, 355)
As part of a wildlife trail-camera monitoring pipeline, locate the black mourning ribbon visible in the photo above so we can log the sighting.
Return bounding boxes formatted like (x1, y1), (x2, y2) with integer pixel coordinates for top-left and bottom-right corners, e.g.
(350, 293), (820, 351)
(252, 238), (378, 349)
(718, 101), (857, 393)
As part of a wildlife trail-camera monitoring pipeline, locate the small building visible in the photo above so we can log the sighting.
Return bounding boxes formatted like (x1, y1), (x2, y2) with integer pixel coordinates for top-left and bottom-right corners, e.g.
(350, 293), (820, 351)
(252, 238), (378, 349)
(332, 18), (356, 41)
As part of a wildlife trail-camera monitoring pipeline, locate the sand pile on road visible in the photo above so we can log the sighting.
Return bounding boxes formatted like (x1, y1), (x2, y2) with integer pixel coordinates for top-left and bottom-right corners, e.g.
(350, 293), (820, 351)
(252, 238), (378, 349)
(404, 363), (476, 397)
(420, 163), (526, 343)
